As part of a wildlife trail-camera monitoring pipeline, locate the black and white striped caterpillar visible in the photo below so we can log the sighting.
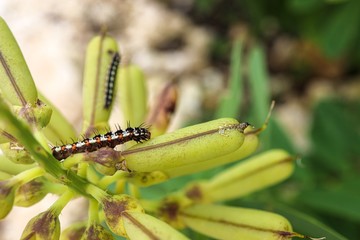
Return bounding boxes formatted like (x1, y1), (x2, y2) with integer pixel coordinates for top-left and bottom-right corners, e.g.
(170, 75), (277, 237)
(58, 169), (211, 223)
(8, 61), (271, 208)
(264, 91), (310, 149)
(52, 125), (151, 161)
(104, 51), (121, 109)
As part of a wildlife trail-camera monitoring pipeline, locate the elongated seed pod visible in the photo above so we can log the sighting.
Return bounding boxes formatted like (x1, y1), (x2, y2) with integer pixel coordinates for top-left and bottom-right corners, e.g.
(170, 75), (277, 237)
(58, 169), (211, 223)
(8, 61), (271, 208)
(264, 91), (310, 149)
(0, 18), (52, 128)
(122, 118), (249, 173)
(118, 65), (148, 127)
(180, 204), (295, 240)
(184, 149), (294, 203)
(0, 17), (37, 106)
(123, 212), (190, 240)
(205, 149), (294, 202)
(164, 128), (259, 178)
(82, 33), (119, 134)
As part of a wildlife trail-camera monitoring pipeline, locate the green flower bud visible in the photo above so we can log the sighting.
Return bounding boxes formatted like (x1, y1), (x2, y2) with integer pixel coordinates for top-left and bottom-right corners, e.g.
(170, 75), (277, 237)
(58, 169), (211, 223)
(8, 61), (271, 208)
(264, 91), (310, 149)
(101, 194), (144, 237)
(86, 148), (121, 176)
(183, 149), (294, 203)
(81, 223), (114, 240)
(180, 204), (295, 240)
(21, 210), (60, 240)
(123, 118), (249, 173)
(0, 171), (12, 180)
(0, 17), (38, 106)
(0, 179), (15, 219)
(15, 179), (47, 207)
(0, 142), (34, 164)
(118, 65), (148, 127)
(0, 152), (35, 176)
(204, 149), (294, 202)
(12, 99), (52, 128)
(165, 127), (259, 178)
(82, 34), (119, 134)
(125, 171), (169, 187)
(123, 212), (189, 240)
(157, 195), (192, 229)
(60, 222), (86, 240)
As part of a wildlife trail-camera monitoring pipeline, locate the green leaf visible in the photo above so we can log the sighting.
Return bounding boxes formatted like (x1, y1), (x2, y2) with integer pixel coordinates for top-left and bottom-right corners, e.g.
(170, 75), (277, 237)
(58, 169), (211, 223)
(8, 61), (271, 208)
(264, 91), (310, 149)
(248, 45), (270, 126)
(216, 39), (243, 118)
(274, 204), (347, 240)
(287, 0), (323, 14)
(300, 182), (360, 222)
(309, 99), (360, 175)
(319, 1), (360, 58)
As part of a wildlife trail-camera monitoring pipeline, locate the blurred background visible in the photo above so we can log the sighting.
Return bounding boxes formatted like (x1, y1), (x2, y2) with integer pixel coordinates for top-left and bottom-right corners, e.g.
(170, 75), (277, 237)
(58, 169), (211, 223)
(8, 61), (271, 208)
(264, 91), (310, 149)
(0, 0), (359, 239)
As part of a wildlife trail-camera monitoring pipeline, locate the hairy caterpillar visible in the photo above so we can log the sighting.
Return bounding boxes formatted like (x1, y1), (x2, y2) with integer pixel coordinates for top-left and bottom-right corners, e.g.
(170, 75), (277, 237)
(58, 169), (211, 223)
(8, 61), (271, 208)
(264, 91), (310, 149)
(52, 125), (150, 161)
(104, 51), (121, 109)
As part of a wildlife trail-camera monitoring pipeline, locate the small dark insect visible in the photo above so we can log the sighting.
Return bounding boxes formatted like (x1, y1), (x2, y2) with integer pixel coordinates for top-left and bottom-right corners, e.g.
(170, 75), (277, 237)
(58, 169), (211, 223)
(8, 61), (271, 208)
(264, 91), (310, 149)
(104, 51), (121, 109)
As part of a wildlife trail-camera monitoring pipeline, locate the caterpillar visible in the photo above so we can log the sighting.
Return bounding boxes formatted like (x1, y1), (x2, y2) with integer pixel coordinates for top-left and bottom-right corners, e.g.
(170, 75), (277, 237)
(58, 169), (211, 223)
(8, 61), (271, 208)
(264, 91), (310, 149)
(104, 51), (121, 109)
(52, 125), (151, 161)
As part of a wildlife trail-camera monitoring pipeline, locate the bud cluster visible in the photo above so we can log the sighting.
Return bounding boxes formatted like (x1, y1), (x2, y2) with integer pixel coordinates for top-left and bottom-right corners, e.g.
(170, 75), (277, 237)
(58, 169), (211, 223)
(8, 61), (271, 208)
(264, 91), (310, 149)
(0, 16), (323, 240)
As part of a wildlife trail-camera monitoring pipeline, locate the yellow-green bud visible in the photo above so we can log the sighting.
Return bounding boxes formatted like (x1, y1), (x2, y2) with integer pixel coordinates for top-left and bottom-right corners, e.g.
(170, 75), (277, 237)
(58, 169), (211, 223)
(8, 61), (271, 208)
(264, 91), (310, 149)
(86, 148), (121, 176)
(60, 222), (86, 240)
(183, 149), (294, 203)
(157, 195), (192, 229)
(15, 179), (47, 207)
(0, 142), (34, 164)
(125, 171), (169, 187)
(123, 118), (249, 173)
(0, 17), (38, 106)
(118, 65), (148, 127)
(0, 179), (15, 219)
(180, 204), (294, 240)
(81, 223), (114, 240)
(165, 127), (259, 178)
(204, 149), (294, 202)
(123, 212), (189, 240)
(0, 171), (12, 180)
(82, 34), (119, 134)
(101, 194), (144, 237)
(21, 210), (60, 240)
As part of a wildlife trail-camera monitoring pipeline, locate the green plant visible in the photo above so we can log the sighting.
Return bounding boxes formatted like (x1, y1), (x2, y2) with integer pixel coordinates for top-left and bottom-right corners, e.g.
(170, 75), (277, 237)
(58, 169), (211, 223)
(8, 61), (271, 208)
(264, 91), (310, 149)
(0, 16), (326, 239)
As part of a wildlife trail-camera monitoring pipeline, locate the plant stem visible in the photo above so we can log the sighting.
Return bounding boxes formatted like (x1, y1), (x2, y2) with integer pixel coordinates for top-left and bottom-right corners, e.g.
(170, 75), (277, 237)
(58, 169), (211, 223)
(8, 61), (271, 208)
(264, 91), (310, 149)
(97, 171), (127, 189)
(86, 183), (108, 202)
(50, 189), (76, 216)
(10, 166), (44, 185)
(88, 199), (99, 224)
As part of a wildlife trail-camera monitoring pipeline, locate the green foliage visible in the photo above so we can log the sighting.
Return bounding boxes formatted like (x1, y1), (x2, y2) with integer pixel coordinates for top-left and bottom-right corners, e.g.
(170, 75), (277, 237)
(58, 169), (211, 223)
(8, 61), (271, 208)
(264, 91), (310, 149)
(308, 99), (360, 175)
(2, 7), (359, 238)
(0, 18), (301, 239)
(216, 39), (243, 119)
(192, 3), (360, 237)
(295, 99), (360, 239)
(211, 39), (359, 239)
(193, 0), (360, 66)
(268, 203), (347, 240)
